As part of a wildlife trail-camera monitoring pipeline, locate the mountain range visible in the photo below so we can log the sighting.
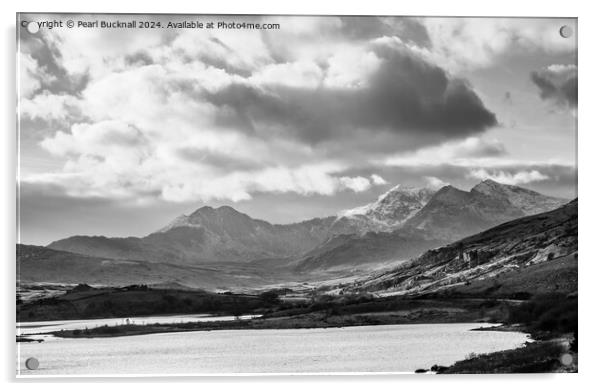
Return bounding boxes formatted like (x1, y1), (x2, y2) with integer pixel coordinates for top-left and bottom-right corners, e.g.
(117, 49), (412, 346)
(47, 180), (567, 266)
(19, 179), (571, 289)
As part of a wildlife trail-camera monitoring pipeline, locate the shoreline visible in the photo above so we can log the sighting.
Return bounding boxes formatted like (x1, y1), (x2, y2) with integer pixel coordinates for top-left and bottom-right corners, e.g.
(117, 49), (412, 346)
(16, 286), (577, 373)
(17, 309), (577, 374)
(39, 315), (500, 339)
(18, 295), (520, 339)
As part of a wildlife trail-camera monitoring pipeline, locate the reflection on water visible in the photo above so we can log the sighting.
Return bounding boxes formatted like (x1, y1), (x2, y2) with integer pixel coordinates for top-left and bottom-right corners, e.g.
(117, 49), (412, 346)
(17, 323), (529, 375)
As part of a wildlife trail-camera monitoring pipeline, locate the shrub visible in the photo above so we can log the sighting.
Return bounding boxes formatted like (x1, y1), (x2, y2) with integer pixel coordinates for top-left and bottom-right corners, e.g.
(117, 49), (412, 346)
(259, 291), (280, 304)
(507, 293), (577, 335)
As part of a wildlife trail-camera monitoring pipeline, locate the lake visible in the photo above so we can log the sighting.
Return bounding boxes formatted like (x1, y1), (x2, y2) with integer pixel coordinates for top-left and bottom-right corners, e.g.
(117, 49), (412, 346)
(17, 313), (260, 340)
(17, 322), (529, 376)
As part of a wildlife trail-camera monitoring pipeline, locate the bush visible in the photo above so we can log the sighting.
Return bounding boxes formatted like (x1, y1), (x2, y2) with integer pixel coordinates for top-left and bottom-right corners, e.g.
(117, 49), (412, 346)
(507, 293), (577, 335)
(259, 291), (280, 304)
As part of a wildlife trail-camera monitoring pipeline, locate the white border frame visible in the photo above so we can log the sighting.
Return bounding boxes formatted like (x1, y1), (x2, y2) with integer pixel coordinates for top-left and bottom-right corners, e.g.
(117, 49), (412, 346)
(3, 0), (598, 389)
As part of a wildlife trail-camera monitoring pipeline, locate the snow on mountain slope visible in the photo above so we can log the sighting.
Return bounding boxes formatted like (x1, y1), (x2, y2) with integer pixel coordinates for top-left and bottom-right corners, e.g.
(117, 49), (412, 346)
(334, 185), (437, 233)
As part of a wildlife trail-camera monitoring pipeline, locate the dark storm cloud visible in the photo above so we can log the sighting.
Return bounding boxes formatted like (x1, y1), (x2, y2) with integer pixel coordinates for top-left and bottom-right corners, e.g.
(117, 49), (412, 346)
(204, 43), (497, 148)
(531, 65), (577, 108)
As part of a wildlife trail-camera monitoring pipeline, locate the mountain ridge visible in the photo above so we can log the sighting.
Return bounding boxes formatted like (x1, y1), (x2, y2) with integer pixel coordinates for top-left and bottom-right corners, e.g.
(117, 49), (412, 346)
(402, 181), (567, 241)
(46, 180), (568, 268)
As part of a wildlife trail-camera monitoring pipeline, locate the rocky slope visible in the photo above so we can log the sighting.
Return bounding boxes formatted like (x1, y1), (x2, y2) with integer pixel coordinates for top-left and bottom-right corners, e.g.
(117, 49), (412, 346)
(346, 199), (577, 296)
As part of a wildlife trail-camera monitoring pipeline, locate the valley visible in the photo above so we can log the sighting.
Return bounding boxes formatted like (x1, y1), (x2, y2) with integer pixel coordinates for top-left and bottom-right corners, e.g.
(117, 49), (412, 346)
(16, 180), (578, 373)
(18, 180), (570, 290)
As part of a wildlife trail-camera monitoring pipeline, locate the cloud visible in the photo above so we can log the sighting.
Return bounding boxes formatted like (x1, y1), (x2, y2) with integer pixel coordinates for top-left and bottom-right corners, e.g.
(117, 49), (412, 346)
(384, 136), (507, 167)
(370, 174), (388, 185)
(424, 176), (448, 189)
(339, 176), (372, 192)
(203, 39), (497, 146)
(531, 64), (577, 108)
(201, 40), (497, 146)
(359, 162), (576, 199)
(33, 119), (377, 202)
(468, 168), (549, 185)
(20, 16), (502, 204)
(418, 18), (577, 71)
(339, 16), (431, 48)
(20, 91), (79, 121)
(19, 52), (56, 98)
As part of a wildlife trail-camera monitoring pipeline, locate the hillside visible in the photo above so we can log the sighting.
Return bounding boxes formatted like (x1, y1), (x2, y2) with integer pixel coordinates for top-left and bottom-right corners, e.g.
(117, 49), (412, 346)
(346, 199), (577, 297)
(17, 244), (288, 290)
(294, 232), (442, 272)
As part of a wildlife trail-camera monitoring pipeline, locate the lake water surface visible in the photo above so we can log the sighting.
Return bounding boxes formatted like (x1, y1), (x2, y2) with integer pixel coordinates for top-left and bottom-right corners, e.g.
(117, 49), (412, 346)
(17, 313), (259, 340)
(17, 323), (529, 376)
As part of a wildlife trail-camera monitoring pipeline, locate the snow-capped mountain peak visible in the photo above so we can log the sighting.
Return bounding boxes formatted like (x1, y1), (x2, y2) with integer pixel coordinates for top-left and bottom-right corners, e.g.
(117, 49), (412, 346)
(336, 185), (436, 232)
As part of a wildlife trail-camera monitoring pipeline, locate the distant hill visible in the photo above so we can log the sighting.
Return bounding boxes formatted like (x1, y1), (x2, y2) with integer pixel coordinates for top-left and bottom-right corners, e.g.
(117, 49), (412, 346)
(49, 207), (336, 264)
(17, 244), (286, 290)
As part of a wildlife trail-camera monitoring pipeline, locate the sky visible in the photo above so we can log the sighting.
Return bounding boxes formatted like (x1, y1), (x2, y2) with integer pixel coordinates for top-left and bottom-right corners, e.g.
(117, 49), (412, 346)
(17, 14), (577, 245)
